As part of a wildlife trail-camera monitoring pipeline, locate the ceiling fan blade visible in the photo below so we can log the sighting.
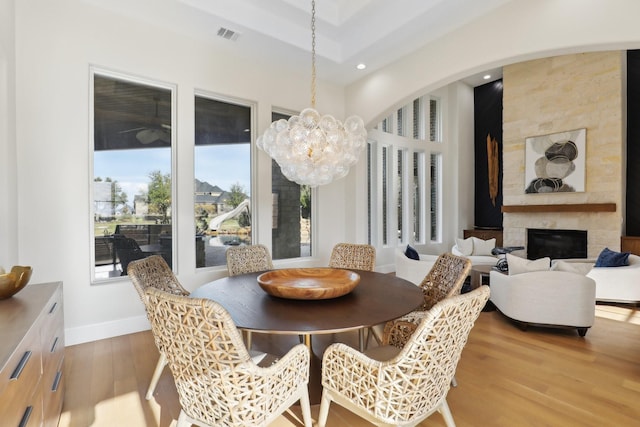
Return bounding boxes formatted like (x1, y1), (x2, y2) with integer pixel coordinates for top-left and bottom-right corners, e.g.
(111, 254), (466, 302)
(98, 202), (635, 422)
(119, 127), (147, 134)
(136, 128), (170, 144)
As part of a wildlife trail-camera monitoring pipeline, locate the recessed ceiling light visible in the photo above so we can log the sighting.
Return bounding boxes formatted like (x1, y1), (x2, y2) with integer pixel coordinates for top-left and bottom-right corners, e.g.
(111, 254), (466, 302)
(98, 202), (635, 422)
(356, 63), (367, 70)
(483, 74), (491, 80)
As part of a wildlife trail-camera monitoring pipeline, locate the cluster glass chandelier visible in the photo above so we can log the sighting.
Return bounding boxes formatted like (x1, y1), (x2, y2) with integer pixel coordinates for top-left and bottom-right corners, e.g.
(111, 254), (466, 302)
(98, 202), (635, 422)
(256, 0), (367, 187)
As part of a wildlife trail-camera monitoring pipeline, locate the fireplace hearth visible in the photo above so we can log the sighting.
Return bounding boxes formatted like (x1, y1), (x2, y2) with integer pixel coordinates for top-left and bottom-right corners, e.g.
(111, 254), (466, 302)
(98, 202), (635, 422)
(527, 228), (587, 260)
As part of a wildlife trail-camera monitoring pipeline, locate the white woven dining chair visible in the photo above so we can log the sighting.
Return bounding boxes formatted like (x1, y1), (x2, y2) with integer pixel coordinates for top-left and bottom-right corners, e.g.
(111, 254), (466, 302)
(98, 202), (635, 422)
(328, 242), (377, 271)
(127, 255), (190, 400)
(318, 285), (490, 427)
(225, 243), (274, 276)
(144, 287), (313, 427)
(328, 242), (378, 349)
(383, 252), (472, 348)
(225, 244), (275, 349)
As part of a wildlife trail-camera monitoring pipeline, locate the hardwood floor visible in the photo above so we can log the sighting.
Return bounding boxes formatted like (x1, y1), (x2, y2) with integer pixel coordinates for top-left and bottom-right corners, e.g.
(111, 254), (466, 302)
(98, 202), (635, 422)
(59, 303), (640, 427)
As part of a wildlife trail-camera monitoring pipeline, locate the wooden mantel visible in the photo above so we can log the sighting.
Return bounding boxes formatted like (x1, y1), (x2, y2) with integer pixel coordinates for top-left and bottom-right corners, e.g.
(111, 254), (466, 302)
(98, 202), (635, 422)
(501, 203), (616, 213)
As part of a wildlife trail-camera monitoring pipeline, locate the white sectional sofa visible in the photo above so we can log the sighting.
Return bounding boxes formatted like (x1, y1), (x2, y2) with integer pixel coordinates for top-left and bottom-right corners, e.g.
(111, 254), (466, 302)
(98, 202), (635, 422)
(587, 254), (640, 303)
(552, 254), (640, 303)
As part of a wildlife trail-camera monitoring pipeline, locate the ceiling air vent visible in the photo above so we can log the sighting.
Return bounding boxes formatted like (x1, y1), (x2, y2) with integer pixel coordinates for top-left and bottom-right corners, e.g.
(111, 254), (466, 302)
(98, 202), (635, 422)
(217, 27), (240, 41)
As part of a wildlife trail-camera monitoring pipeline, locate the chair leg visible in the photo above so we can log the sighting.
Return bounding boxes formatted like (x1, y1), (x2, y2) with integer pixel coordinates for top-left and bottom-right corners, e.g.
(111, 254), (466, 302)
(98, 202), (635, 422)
(244, 330), (252, 350)
(298, 390), (313, 427)
(176, 410), (190, 427)
(317, 390), (332, 427)
(146, 353), (167, 400)
(438, 399), (457, 427)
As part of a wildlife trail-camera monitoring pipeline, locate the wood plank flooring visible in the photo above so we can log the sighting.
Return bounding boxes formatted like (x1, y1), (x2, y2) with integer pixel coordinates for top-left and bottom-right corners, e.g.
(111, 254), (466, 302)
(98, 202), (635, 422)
(59, 303), (640, 427)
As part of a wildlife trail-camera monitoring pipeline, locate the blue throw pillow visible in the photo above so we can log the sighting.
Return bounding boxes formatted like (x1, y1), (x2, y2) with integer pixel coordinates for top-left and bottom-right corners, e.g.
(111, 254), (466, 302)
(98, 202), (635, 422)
(595, 247), (630, 267)
(405, 245), (420, 260)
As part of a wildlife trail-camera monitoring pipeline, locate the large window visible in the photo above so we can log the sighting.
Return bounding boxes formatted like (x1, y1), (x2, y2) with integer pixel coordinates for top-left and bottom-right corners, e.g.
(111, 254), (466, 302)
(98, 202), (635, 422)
(194, 93), (253, 268)
(368, 95), (442, 248)
(270, 112), (313, 260)
(91, 69), (175, 281)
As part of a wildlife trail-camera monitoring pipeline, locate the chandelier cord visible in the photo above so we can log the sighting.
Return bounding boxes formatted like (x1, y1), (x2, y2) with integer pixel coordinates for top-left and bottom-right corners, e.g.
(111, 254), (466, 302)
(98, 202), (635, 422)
(255, 0), (366, 187)
(310, 0), (316, 109)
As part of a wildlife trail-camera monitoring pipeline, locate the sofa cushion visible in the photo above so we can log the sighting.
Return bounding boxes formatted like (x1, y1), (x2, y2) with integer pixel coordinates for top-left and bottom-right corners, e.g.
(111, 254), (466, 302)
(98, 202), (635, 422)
(507, 253), (551, 275)
(594, 247), (630, 267)
(405, 244), (420, 260)
(455, 237), (474, 256)
(471, 237), (496, 256)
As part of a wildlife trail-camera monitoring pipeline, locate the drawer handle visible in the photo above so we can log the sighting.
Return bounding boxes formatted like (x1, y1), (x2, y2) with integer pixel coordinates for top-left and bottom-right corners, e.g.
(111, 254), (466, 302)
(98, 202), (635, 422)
(50, 336), (59, 353)
(52, 370), (63, 392)
(10, 351), (32, 380)
(49, 301), (58, 314)
(18, 406), (33, 427)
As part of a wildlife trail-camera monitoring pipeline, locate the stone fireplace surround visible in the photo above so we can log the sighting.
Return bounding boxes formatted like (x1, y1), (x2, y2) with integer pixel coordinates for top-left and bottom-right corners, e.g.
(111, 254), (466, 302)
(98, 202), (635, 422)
(500, 52), (623, 257)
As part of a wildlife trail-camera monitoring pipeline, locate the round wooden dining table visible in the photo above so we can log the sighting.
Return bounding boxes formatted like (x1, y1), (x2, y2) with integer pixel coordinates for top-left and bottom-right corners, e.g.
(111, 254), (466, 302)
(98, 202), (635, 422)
(190, 268), (422, 403)
(190, 268), (422, 348)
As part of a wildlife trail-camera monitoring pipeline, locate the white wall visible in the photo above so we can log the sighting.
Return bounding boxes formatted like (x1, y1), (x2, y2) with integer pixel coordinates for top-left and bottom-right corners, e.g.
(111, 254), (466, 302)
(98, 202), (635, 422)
(13, 0), (347, 345)
(346, 0), (640, 125)
(0, 0), (18, 268)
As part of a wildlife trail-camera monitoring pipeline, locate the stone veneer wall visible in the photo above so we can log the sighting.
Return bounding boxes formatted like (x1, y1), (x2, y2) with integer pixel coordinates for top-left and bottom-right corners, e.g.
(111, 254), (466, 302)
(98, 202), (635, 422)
(502, 52), (624, 258)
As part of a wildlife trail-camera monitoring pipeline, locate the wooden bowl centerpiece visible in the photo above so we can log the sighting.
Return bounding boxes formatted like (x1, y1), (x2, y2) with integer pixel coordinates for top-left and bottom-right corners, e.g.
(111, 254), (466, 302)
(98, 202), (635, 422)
(257, 268), (360, 300)
(0, 266), (33, 300)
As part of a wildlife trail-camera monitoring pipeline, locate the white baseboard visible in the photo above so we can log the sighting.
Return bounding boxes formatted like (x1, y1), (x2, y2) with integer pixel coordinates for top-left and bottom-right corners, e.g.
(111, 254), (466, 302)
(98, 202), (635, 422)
(64, 314), (150, 346)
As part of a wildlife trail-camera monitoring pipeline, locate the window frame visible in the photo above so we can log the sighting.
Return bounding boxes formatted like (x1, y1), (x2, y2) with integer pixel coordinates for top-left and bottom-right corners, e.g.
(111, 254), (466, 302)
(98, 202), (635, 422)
(193, 89), (257, 270)
(89, 66), (178, 284)
(367, 94), (444, 252)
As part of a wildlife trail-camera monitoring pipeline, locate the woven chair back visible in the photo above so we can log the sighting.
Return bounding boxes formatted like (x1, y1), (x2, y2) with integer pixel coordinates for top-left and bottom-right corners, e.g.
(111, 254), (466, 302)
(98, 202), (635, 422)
(418, 252), (471, 311)
(328, 243), (376, 271)
(383, 286), (489, 421)
(127, 255), (189, 302)
(144, 287), (310, 426)
(226, 244), (274, 276)
(322, 286), (489, 425)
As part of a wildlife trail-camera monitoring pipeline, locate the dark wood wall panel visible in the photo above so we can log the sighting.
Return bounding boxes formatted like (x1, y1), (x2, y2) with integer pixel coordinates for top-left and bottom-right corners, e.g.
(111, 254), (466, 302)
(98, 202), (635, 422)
(473, 80), (503, 228)
(626, 50), (640, 236)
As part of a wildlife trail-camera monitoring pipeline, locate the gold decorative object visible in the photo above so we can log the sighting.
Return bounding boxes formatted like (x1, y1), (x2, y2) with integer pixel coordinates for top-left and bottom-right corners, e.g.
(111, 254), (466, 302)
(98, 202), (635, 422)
(257, 268), (360, 300)
(0, 266), (33, 300)
(487, 133), (499, 206)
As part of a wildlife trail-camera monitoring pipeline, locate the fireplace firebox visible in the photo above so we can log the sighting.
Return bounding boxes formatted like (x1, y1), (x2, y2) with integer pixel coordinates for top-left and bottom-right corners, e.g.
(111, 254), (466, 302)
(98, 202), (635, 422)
(527, 228), (587, 260)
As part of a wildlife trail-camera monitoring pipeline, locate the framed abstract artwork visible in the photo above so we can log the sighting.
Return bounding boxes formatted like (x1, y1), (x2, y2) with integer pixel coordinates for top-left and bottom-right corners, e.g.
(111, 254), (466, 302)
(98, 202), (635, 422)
(524, 128), (586, 193)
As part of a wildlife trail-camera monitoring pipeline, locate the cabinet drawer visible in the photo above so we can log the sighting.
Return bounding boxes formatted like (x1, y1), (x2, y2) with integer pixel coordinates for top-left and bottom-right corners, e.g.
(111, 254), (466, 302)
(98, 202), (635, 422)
(0, 376), (43, 427)
(0, 327), (42, 398)
(42, 322), (64, 377)
(40, 288), (63, 342)
(43, 365), (64, 427)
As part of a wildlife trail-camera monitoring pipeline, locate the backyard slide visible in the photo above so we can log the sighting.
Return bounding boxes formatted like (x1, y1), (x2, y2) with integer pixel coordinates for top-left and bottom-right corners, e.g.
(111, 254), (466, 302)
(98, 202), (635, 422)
(209, 199), (250, 231)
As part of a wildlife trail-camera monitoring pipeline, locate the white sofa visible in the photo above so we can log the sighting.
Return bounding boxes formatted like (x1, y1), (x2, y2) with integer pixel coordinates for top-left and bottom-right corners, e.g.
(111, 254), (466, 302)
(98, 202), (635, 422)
(586, 254), (640, 303)
(552, 254), (640, 303)
(395, 248), (497, 285)
(489, 270), (596, 336)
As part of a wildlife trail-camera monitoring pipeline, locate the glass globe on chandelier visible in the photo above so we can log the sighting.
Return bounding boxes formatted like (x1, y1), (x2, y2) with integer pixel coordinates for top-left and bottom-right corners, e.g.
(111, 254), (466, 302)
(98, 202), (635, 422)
(256, 0), (367, 187)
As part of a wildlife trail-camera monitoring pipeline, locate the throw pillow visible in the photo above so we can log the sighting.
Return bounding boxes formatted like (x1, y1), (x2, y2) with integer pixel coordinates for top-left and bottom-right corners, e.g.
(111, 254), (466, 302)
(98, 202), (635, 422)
(471, 237), (496, 256)
(594, 247), (630, 267)
(551, 260), (594, 275)
(455, 237), (474, 256)
(507, 253), (551, 275)
(405, 244), (420, 260)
